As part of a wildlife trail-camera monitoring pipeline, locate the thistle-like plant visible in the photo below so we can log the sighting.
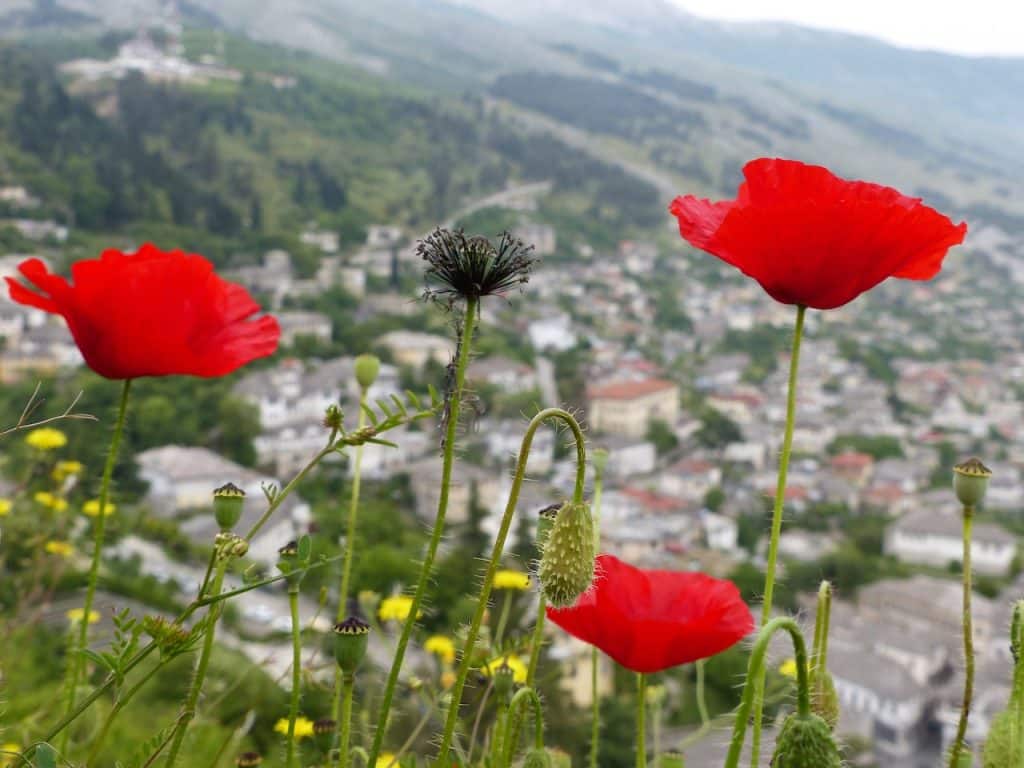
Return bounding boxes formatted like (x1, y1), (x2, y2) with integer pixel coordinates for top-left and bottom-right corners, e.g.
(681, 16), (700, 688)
(420, 228), (538, 307)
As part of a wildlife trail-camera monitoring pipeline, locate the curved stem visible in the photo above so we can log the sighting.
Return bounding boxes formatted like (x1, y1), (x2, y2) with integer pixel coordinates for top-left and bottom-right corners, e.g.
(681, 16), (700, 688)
(503, 686), (545, 763)
(370, 297), (478, 765)
(636, 673), (647, 768)
(751, 304), (805, 766)
(949, 506), (975, 766)
(435, 407), (586, 765)
(725, 617), (811, 768)
(164, 559), (229, 768)
(60, 378), (131, 754)
(286, 586), (302, 768)
(339, 673), (355, 768)
(333, 398), (367, 732)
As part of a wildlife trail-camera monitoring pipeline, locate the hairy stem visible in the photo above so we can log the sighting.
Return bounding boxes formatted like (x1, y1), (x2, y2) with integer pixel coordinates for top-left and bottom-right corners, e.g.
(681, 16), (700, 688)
(636, 674), (647, 768)
(751, 304), (805, 766)
(164, 560), (228, 767)
(60, 378), (131, 755)
(333, 396), (368, 727)
(370, 297), (478, 764)
(725, 618), (811, 768)
(503, 686), (545, 765)
(286, 586), (302, 768)
(86, 657), (168, 764)
(589, 463), (605, 768)
(949, 506), (975, 766)
(493, 591), (513, 650)
(435, 408), (586, 765)
(339, 673), (355, 768)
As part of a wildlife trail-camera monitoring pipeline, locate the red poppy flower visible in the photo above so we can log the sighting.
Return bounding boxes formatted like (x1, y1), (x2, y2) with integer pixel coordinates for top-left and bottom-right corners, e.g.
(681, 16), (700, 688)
(669, 158), (967, 310)
(6, 244), (280, 379)
(546, 553), (753, 674)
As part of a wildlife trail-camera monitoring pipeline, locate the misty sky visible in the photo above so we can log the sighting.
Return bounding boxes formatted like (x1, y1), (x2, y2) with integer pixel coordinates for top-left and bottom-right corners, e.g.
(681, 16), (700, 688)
(673, 0), (1024, 57)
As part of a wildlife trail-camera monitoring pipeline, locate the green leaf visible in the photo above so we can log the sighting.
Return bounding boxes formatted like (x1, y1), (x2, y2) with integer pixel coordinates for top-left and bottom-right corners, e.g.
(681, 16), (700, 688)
(297, 534), (312, 562)
(34, 743), (57, 768)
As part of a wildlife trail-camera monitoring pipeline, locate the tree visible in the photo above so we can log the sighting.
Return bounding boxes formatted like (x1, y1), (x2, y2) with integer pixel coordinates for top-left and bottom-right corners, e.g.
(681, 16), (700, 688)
(703, 486), (725, 512)
(695, 407), (742, 449)
(646, 418), (679, 456)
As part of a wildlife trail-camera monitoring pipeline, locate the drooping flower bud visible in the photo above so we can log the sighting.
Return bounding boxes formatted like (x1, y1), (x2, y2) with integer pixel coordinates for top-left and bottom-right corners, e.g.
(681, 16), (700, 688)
(953, 457), (992, 508)
(354, 354), (381, 391)
(770, 712), (842, 768)
(333, 616), (370, 674)
(523, 748), (553, 768)
(213, 482), (245, 532)
(538, 500), (595, 608)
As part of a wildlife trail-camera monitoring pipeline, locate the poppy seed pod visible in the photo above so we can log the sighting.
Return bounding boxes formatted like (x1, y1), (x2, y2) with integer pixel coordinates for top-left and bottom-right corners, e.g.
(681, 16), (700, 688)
(354, 354), (381, 391)
(492, 661), (516, 700)
(523, 748), (553, 768)
(770, 712), (842, 768)
(953, 457), (992, 508)
(538, 500), (595, 608)
(333, 616), (370, 674)
(213, 482), (245, 532)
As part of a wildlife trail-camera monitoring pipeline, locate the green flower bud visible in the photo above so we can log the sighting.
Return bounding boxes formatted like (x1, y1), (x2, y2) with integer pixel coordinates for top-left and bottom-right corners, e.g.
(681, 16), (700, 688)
(213, 482), (245, 532)
(354, 354), (381, 391)
(770, 713), (842, 768)
(538, 500), (595, 608)
(591, 448), (609, 477)
(492, 660), (516, 700)
(547, 748), (572, 768)
(523, 748), (553, 768)
(236, 753), (262, 768)
(333, 616), (370, 674)
(323, 404), (344, 431)
(657, 753), (685, 768)
(809, 668), (840, 730)
(953, 457), (992, 508)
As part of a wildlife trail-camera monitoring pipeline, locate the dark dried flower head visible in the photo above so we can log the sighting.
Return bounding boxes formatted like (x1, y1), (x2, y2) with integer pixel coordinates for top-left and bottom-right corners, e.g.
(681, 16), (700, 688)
(236, 753), (262, 767)
(420, 228), (537, 305)
(313, 718), (337, 736)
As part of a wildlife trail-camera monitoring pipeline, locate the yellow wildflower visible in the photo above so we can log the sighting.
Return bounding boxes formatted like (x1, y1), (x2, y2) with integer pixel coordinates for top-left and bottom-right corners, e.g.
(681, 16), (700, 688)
(34, 491), (68, 512)
(1, 744), (22, 768)
(0, 499), (11, 516)
(53, 460), (84, 481)
(440, 670), (456, 690)
(66, 608), (100, 625)
(425, 635), (456, 664)
(83, 499), (116, 517)
(375, 753), (397, 768)
(481, 654), (528, 684)
(378, 595), (420, 622)
(273, 716), (315, 739)
(45, 540), (74, 557)
(779, 658), (798, 679)
(493, 569), (531, 591)
(25, 427), (67, 451)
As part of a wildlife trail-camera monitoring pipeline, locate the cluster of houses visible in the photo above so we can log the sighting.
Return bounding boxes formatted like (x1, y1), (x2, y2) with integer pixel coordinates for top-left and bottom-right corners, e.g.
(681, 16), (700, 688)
(3, 156), (1024, 763)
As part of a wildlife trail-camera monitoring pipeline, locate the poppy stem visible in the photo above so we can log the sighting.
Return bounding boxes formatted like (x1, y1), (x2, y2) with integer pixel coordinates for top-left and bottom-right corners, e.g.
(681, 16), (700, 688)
(725, 617), (811, 768)
(59, 377), (131, 755)
(750, 303), (805, 766)
(370, 297), (478, 766)
(165, 557), (229, 768)
(286, 584), (302, 768)
(812, 581), (832, 676)
(589, 459), (606, 768)
(949, 505), (975, 767)
(1011, 602), (1024, 759)
(502, 686), (545, 763)
(338, 673), (355, 768)
(333, 394), (368, 745)
(435, 407), (587, 766)
(493, 590), (514, 650)
(678, 659), (711, 749)
(637, 673), (647, 768)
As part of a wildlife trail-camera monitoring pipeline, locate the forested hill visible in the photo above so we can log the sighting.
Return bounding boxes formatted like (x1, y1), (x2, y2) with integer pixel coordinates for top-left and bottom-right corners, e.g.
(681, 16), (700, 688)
(0, 38), (662, 264)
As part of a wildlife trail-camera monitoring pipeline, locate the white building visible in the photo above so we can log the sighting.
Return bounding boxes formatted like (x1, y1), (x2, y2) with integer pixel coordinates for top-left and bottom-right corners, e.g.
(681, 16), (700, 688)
(884, 508), (1016, 575)
(527, 313), (576, 352)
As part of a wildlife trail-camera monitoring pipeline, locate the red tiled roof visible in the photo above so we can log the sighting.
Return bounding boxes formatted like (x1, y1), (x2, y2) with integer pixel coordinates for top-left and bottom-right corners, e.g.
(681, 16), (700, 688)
(588, 378), (676, 400)
(830, 451), (874, 469)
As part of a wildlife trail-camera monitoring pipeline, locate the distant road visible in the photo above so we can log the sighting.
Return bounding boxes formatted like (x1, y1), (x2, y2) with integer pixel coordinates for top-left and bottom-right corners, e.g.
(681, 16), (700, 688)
(442, 181), (553, 229)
